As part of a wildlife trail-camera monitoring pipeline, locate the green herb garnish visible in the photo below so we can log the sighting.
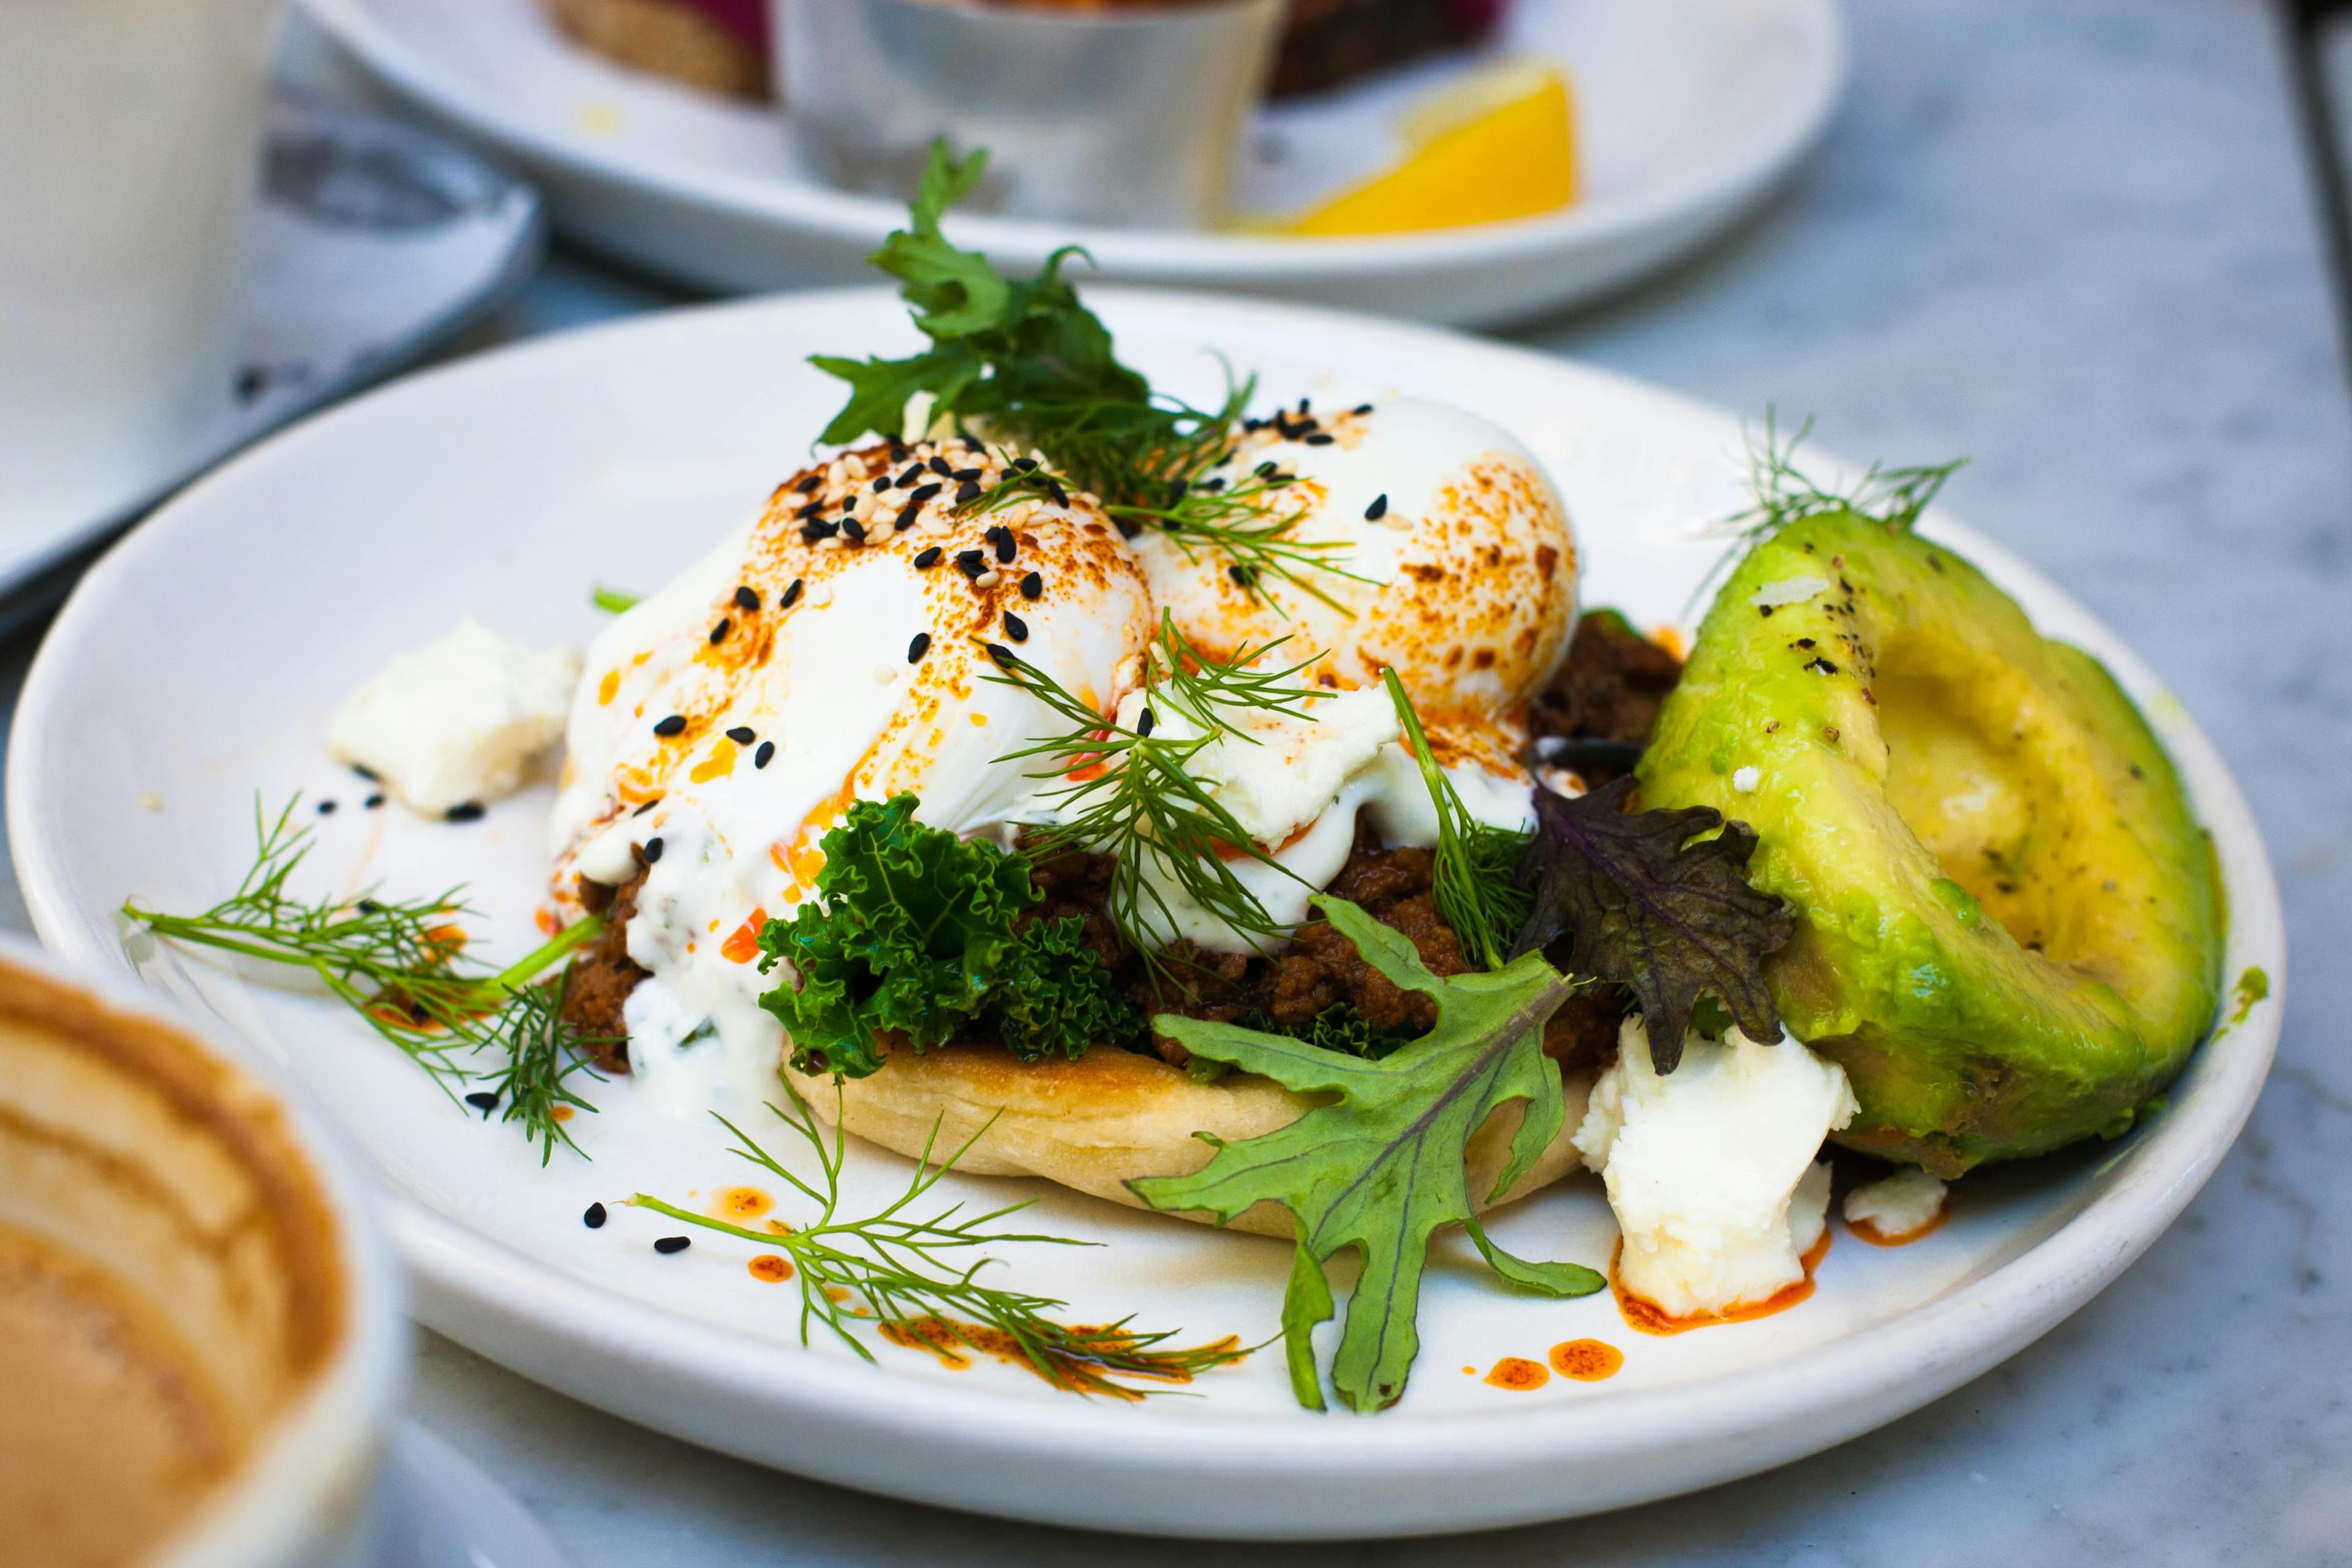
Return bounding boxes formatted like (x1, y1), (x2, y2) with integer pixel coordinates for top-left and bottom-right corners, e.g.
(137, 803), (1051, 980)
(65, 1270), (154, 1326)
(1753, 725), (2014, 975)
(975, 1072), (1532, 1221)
(756, 795), (1141, 1078)
(1381, 668), (1531, 971)
(986, 612), (1323, 959)
(1131, 895), (1602, 1412)
(122, 797), (609, 1161)
(813, 140), (1359, 610)
(591, 586), (641, 614)
(630, 1082), (1247, 1396)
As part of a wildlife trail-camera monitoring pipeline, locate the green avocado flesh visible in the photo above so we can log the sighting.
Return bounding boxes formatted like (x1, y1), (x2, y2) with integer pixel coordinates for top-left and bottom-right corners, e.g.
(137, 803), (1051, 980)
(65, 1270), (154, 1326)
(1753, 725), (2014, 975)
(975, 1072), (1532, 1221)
(1638, 510), (2225, 1174)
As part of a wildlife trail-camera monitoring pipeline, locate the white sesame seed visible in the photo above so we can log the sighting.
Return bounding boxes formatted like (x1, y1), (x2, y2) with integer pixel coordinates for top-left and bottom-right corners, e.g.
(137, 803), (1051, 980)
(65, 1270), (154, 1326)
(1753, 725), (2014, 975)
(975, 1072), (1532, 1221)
(1733, 766), (1761, 793)
(873, 663), (899, 684)
(974, 570), (1001, 589)
(808, 582), (833, 606)
(1384, 511), (1415, 532)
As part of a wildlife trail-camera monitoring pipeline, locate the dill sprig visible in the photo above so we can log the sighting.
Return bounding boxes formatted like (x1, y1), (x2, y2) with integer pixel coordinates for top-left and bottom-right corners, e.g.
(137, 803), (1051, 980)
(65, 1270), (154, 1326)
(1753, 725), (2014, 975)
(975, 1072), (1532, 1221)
(1692, 410), (1968, 615)
(984, 613), (1322, 957)
(122, 796), (609, 1162)
(628, 1083), (1248, 1396)
(1381, 669), (1530, 971)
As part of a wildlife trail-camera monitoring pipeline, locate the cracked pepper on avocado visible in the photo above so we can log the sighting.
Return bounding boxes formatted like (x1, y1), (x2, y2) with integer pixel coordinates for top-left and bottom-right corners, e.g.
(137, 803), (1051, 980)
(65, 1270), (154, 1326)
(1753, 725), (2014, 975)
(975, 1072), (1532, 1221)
(128, 144), (2225, 1414)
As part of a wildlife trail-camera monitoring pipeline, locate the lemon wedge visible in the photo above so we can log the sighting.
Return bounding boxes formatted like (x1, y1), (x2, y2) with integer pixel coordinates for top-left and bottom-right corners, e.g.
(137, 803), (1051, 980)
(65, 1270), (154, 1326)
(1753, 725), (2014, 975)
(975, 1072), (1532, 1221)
(1283, 61), (1577, 238)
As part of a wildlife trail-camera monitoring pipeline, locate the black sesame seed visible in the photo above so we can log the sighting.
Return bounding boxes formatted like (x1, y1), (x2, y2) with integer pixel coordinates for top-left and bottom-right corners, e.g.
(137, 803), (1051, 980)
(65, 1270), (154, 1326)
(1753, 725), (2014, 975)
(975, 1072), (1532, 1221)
(955, 480), (981, 505)
(908, 631), (932, 663)
(583, 1202), (607, 1229)
(1255, 461), (1278, 477)
(801, 519), (838, 543)
(841, 518), (867, 543)
(1304, 433), (1335, 447)
(1365, 492), (1389, 521)
(913, 546), (943, 570)
(633, 799), (659, 816)
(644, 836), (665, 863)
(734, 586), (760, 612)
(1114, 518), (1141, 539)
(653, 714), (687, 736)
(409, 1003), (429, 1022)
(897, 464), (925, 488)
(708, 617), (731, 644)
(1012, 457), (1038, 472)
(794, 473), (822, 494)
(984, 642), (1016, 668)
(1165, 478), (1189, 505)
(1202, 477), (1226, 493)
(351, 763), (379, 780)
(956, 549), (987, 578)
(908, 482), (942, 506)
(465, 1090), (498, 1112)
(1353, 402), (1373, 415)
(726, 726), (755, 744)
(794, 500), (823, 521)
(1020, 570), (1042, 600)
(317, 799), (337, 815)
(1229, 565), (1254, 586)
(365, 793), (385, 810)
(1243, 417), (1265, 432)
(894, 504), (922, 532)
(986, 525), (1016, 562)
(929, 455), (954, 477)
(782, 578), (804, 608)
(1042, 479), (1069, 508)
(446, 802), (486, 823)
(888, 438), (909, 462)
(1137, 707), (1156, 737)
(952, 467), (982, 483)
(871, 474), (892, 494)
(755, 741), (775, 769)
(1297, 396), (1311, 413)
(654, 1236), (691, 1255)
(1003, 611), (1028, 643)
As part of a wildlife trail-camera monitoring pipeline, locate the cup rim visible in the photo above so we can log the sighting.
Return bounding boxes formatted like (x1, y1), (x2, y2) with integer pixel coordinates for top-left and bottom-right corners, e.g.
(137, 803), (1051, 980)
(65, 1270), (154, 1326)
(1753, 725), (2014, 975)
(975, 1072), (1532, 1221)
(0, 934), (407, 1568)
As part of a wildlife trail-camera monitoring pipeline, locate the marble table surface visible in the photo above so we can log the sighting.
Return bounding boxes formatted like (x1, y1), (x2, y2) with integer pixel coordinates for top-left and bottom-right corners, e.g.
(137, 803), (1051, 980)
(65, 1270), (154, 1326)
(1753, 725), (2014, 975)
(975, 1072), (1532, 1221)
(8, 0), (2349, 1561)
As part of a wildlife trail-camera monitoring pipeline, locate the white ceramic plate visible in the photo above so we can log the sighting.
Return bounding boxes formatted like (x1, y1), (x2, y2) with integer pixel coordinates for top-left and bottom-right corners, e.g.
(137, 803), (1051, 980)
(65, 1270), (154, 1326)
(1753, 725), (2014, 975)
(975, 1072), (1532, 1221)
(10, 291), (2283, 1540)
(298, 0), (1845, 325)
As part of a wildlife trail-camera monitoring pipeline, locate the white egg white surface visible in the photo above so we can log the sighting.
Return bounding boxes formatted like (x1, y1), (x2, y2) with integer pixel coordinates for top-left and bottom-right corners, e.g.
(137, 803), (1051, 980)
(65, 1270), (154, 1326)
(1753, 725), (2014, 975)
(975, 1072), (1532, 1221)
(548, 436), (1155, 1109)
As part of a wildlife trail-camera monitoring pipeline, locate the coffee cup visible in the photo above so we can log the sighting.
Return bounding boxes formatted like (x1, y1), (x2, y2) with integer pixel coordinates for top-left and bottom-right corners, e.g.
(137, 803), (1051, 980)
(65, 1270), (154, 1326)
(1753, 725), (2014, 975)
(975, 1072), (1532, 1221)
(0, 0), (286, 544)
(0, 939), (403, 1568)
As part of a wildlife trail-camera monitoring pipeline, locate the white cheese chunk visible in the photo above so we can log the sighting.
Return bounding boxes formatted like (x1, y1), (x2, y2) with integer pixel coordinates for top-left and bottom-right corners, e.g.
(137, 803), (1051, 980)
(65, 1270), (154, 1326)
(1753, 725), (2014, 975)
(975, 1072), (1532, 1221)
(1575, 1016), (1858, 1319)
(1843, 1166), (1949, 1239)
(327, 618), (579, 814)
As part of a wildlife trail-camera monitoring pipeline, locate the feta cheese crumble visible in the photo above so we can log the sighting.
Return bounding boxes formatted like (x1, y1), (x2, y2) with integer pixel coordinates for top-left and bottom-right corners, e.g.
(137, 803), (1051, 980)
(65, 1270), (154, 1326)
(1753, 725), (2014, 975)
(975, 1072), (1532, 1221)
(1843, 1166), (1948, 1240)
(326, 617), (579, 815)
(1575, 1016), (1858, 1319)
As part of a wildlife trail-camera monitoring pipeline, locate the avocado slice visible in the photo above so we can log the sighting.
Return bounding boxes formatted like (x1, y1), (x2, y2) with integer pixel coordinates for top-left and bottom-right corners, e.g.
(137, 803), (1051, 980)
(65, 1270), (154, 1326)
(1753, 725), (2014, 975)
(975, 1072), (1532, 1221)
(1639, 510), (2225, 1174)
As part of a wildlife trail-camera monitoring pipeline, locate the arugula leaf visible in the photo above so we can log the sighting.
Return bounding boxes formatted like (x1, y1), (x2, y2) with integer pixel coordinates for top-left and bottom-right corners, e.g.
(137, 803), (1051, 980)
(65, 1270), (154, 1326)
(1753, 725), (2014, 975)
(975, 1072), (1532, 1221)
(1236, 1004), (1420, 1062)
(990, 916), (1144, 1061)
(1509, 777), (1794, 1072)
(1129, 895), (1602, 1413)
(759, 796), (1038, 1077)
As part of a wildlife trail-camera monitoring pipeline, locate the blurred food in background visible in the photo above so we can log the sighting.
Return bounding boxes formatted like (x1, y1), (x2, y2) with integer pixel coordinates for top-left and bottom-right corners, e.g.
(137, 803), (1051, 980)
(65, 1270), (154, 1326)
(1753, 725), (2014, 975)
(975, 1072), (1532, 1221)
(541, 0), (1565, 235)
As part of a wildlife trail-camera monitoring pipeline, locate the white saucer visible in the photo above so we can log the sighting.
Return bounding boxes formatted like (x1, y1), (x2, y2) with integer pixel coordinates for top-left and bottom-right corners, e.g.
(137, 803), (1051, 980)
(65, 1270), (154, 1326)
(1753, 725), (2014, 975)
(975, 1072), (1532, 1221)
(299, 0), (1844, 324)
(372, 1424), (575, 1568)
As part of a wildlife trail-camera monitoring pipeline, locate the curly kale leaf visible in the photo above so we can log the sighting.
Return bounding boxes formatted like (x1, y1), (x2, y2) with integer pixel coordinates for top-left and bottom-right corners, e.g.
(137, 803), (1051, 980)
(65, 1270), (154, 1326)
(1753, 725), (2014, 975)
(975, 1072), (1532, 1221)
(758, 796), (1038, 1078)
(810, 141), (1150, 451)
(1130, 896), (1603, 1413)
(990, 917), (1143, 1062)
(1509, 776), (1794, 1072)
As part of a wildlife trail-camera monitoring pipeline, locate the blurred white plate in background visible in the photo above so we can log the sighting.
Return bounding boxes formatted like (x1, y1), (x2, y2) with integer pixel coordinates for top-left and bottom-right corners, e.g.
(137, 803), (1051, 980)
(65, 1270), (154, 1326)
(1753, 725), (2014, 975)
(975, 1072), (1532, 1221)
(299, 0), (1845, 325)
